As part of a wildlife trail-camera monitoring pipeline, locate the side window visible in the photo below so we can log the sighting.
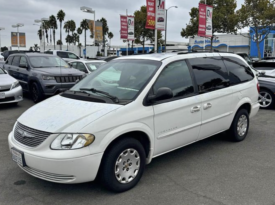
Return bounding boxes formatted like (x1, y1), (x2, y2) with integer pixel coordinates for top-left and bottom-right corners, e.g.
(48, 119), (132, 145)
(19, 57), (27, 65)
(77, 63), (88, 73)
(70, 62), (78, 69)
(223, 56), (254, 85)
(12, 56), (20, 67)
(153, 60), (194, 98)
(68, 53), (79, 59)
(57, 52), (69, 58)
(188, 57), (229, 93)
(6, 56), (14, 65)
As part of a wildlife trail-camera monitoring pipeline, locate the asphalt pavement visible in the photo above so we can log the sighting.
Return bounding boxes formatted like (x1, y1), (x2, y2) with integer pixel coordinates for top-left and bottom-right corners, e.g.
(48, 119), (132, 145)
(0, 96), (275, 205)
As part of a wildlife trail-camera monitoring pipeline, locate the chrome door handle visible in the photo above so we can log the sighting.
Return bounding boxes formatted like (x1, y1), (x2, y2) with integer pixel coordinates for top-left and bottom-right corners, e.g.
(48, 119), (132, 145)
(203, 103), (212, 110)
(191, 105), (201, 113)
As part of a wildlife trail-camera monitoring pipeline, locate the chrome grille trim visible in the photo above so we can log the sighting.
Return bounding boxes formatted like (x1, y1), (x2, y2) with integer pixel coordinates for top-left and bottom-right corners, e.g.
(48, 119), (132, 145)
(14, 122), (52, 147)
(0, 84), (11, 92)
(19, 165), (75, 183)
(55, 76), (82, 83)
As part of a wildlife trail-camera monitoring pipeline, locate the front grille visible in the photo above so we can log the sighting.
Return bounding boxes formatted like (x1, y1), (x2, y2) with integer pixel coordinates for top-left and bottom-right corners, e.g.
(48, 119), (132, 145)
(0, 97), (15, 102)
(14, 122), (52, 147)
(19, 165), (75, 183)
(55, 76), (82, 83)
(0, 85), (11, 92)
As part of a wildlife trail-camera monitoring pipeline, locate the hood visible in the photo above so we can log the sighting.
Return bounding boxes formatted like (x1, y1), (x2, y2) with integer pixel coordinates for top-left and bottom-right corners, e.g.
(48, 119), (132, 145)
(18, 95), (122, 133)
(0, 74), (17, 86)
(34, 67), (84, 76)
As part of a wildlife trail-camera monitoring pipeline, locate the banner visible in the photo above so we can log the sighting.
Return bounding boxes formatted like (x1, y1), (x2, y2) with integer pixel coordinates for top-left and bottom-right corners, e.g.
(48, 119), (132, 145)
(86, 20), (103, 44)
(156, 0), (166, 30)
(198, 3), (213, 37)
(145, 0), (155, 29)
(120, 15), (128, 39)
(198, 3), (206, 37)
(11, 32), (26, 47)
(205, 5), (213, 37)
(127, 16), (135, 40)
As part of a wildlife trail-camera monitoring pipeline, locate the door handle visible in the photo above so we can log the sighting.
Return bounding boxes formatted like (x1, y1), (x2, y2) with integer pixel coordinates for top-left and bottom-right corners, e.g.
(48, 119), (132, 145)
(191, 105), (201, 113)
(203, 103), (212, 110)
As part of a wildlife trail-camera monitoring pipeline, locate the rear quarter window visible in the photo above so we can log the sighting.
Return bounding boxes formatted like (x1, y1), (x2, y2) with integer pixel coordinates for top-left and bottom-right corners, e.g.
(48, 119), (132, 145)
(223, 56), (254, 85)
(6, 56), (14, 65)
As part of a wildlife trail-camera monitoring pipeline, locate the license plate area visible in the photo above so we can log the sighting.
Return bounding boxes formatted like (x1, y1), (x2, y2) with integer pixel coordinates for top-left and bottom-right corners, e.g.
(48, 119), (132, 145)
(11, 148), (26, 167)
(0, 92), (5, 99)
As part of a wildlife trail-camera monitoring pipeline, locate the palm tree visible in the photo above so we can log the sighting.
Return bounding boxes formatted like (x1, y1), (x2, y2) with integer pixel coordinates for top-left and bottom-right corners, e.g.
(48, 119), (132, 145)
(57, 39), (62, 45)
(64, 21), (70, 49)
(72, 33), (79, 45)
(108, 32), (114, 50)
(37, 29), (42, 41)
(49, 15), (58, 49)
(80, 19), (89, 58)
(57, 10), (65, 50)
(77, 27), (82, 35)
(77, 43), (82, 57)
(42, 21), (50, 44)
(69, 20), (76, 36)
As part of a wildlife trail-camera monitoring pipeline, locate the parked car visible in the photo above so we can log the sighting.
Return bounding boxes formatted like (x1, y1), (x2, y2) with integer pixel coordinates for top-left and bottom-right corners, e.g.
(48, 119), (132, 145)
(157, 17), (164, 22)
(44, 50), (82, 63)
(236, 52), (253, 66)
(0, 67), (23, 105)
(2, 50), (39, 61)
(0, 61), (4, 68)
(0, 53), (4, 61)
(8, 52), (259, 192)
(3, 53), (85, 103)
(69, 60), (105, 73)
(258, 74), (275, 109)
(253, 61), (275, 76)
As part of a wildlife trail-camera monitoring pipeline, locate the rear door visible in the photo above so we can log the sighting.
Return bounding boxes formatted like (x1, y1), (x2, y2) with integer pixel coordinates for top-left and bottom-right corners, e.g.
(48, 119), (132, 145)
(3, 56), (14, 75)
(17, 56), (29, 90)
(188, 55), (233, 141)
(9, 55), (21, 80)
(152, 60), (202, 156)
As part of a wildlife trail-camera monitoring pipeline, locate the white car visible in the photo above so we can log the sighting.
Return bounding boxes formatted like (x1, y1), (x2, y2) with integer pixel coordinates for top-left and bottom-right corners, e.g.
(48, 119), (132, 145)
(44, 50), (83, 63)
(8, 52), (259, 192)
(0, 52), (4, 61)
(69, 60), (105, 73)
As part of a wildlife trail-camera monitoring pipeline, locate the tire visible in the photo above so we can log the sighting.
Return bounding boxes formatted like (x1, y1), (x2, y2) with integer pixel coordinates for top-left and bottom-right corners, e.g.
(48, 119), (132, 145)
(228, 109), (249, 142)
(100, 138), (146, 192)
(31, 82), (44, 103)
(258, 89), (275, 109)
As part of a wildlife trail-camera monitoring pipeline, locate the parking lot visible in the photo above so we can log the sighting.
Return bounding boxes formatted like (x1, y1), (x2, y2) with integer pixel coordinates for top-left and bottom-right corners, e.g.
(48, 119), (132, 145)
(0, 97), (274, 205)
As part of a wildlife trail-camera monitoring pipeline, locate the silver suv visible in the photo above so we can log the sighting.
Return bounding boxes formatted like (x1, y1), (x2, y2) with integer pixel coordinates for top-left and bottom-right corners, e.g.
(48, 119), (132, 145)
(3, 53), (85, 103)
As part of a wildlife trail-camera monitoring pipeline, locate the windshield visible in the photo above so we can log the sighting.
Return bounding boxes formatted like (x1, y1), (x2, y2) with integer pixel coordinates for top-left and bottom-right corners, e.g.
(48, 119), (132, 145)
(71, 59), (161, 101)
(0, 68), (5, 74)
(86, 62), (105, 71)
(29, 56), (69, 68)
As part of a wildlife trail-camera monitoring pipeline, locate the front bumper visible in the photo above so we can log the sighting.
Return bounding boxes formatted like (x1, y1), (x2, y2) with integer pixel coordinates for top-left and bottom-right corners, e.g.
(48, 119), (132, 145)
(42, 82), (77, 96)
(8, 131), (103, 184)
(0, 86), (23, 104)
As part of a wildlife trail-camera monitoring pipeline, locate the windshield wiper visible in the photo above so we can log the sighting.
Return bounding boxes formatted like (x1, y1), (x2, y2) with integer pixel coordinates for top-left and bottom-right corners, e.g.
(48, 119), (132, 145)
(80, 88), (119, 103)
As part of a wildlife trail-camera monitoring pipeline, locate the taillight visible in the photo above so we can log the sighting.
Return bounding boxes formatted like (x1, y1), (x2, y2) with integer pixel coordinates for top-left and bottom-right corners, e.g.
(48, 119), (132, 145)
(257, 83), (260, 93)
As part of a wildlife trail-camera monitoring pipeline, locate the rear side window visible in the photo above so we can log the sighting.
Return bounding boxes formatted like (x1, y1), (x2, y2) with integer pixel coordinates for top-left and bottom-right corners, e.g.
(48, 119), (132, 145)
(153, 60), (194, 98)
(223, 56), (254, 85)
(188, 57), (229, 93)
(6, 56), (13, 65)
(12, 56), (20, 66)
(20, 57), (27, 65)
(68, 53), (79, 59)
(57, 52), (69, 58)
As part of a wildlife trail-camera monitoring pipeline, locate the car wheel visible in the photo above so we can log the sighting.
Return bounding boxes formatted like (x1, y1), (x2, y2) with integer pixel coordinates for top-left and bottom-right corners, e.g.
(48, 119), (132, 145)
(31, 82), (44, 103)
(229, 109), (249, 142)
(258, 89), (275, 109)
(100, 138), (146, 192)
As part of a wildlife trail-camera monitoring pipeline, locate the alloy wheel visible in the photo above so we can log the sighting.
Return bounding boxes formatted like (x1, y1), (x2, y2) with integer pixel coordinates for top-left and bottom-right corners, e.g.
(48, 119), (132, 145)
(258, 91), (272, 108)
(237, 115), (248, 137)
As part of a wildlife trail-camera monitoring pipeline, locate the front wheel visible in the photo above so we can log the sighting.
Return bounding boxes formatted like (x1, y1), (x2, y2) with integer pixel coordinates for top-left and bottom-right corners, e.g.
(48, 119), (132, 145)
(228, 109), (249, 142)
(31, 82), (44, 103)
(100, 138), (146, 192)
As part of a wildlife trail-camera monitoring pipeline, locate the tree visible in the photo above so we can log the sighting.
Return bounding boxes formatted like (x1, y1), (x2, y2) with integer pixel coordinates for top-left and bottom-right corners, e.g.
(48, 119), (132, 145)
(72, 33), (79, 45)
(42, 20), (50, 44)
(181, 0), (238, 51)
(134, 6), (155, 53)
(49, 15), (58, 49)
(1, 46), (8, 52)
(64, 21), (70, 49)
(57, 10), (65, 50)
(57, 40), (63, 45)
(80, 19), (89, 58)
(77, 27), (82, 35)
(69, 20), (76, 35)
(37, 29), (42, 41)
(99, 18), (109, 55)
(78, 43), (82, 57)
(237, 0), (275, 59)
(65, 35), (73, 45)
(108, 32), (114, 49)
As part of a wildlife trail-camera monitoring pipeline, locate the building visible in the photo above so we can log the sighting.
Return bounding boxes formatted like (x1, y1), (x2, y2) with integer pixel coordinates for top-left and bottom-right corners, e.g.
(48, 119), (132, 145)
(189, 33), (250, 54)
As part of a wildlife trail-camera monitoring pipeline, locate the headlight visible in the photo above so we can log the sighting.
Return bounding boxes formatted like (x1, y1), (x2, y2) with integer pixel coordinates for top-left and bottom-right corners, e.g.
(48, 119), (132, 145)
(51, 133), (95, 150)
(42, 75), (55, 80)
(11, 81), (20, 89)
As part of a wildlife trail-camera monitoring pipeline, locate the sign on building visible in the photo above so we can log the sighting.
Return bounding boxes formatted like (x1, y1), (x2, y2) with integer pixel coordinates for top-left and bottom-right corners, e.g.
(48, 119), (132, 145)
(11, 32), (26, 47)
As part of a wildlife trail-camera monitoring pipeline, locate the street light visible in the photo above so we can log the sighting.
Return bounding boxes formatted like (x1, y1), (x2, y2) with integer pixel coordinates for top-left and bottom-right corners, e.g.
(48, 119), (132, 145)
(11, 23), (24, 51)
(0, 27), (5, 51)
(165, 6), (178, 52)
(81, 6), (96, 58)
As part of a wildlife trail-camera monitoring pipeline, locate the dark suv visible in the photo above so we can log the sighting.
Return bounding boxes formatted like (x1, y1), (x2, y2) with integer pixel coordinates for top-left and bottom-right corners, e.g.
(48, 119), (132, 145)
(3, 53), (85, 103)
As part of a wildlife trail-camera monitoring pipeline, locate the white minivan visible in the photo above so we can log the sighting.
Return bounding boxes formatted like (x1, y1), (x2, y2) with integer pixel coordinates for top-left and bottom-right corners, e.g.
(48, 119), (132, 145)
(8, 52), (260, 192)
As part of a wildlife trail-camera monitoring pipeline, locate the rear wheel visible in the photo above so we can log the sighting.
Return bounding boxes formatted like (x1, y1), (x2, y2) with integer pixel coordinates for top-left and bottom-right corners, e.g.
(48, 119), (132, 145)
(31, 82), (44, 103)
(100, 138), (146, 192)
(258, 89), (274, 109)
(228, 109), (249, 142)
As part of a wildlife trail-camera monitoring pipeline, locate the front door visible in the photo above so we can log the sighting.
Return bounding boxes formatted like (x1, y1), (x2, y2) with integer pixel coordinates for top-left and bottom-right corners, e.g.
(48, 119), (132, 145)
(188, 55), (233, 140)
(152, 60), (202, 156)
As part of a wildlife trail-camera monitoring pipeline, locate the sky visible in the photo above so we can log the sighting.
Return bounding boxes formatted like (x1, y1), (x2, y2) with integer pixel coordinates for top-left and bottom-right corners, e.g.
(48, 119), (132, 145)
(0, 0), (245, 49)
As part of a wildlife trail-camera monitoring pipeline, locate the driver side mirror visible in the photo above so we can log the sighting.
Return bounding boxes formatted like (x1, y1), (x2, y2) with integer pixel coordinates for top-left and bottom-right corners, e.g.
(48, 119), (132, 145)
(147, 87), (173, 104)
